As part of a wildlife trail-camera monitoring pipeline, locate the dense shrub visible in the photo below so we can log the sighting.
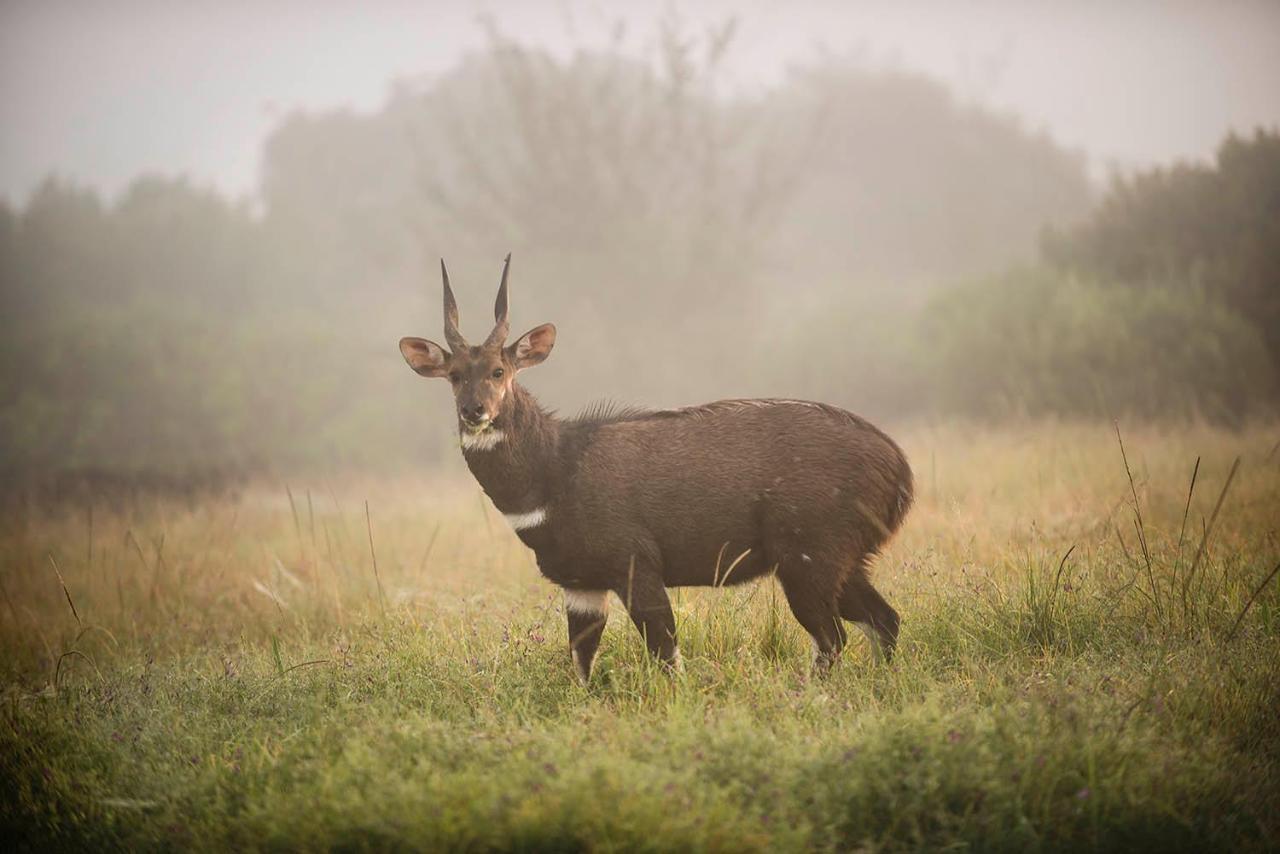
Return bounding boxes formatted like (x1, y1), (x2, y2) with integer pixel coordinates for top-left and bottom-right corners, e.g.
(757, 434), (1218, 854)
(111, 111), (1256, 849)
(1043, 129), (1280, 370)
(918, 268), (1274, 420)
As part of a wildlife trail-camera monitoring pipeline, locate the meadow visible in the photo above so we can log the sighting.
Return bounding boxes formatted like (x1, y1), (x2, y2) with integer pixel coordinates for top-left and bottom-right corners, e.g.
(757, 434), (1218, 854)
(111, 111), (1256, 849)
(2, 421), (1278, 851)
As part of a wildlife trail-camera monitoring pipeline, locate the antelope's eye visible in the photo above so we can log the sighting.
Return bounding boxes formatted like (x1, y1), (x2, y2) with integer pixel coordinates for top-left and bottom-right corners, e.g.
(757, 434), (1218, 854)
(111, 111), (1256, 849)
(449, 372), (462, 384)
(491, 367), (505, 379)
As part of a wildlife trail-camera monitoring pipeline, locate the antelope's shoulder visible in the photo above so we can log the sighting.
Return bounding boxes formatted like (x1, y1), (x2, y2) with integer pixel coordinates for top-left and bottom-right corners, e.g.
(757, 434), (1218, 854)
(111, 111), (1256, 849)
(559, 402), (656, 457)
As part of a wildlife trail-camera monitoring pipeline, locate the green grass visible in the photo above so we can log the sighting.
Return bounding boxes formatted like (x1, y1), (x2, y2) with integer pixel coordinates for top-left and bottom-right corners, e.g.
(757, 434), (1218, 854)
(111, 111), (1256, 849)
(3, 422), (1279, 850)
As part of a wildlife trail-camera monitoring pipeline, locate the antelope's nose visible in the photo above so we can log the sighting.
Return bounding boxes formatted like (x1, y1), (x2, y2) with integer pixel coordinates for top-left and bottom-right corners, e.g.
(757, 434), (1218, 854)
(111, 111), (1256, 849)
(461, 404), (487, 424)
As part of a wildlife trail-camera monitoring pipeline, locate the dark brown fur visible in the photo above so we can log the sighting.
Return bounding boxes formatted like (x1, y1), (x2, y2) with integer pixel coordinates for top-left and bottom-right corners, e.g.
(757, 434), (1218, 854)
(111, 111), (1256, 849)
(400, 258), (913, 681)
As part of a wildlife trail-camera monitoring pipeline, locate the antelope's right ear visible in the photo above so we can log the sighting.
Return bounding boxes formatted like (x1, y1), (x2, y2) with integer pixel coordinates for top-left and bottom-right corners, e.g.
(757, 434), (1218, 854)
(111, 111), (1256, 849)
(399, 337), (450, 378)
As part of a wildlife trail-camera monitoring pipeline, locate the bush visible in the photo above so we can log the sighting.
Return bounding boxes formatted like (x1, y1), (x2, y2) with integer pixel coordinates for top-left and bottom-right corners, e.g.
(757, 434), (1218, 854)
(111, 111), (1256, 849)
(1043, 129), (1280, 371)
(918, 268), (1275, 420)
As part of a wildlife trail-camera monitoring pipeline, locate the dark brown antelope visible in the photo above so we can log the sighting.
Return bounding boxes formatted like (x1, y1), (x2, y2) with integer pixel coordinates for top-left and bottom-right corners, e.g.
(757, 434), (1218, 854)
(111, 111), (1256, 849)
(399, 256), (913, 682)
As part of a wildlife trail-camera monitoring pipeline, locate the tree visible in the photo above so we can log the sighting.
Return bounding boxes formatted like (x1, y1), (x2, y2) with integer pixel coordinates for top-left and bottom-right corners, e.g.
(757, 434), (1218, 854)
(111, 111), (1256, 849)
(1043, 129), (1280, 369)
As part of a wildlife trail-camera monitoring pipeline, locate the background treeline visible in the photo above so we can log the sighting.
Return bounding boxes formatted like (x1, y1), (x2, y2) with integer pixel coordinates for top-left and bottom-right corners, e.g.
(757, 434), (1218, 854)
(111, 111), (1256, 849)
(929, 129), (1278, 421)
(1, 35), (1276, 476)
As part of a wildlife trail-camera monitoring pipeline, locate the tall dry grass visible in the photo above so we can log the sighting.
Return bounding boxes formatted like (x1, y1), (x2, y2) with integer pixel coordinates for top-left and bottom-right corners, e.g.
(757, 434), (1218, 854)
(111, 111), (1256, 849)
(2, 420), (1278, 849)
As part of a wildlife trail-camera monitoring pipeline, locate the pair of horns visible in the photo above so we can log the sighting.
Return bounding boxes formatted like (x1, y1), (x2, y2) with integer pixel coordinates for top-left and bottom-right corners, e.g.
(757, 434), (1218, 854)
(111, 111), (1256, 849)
(441, 253), (510, 351)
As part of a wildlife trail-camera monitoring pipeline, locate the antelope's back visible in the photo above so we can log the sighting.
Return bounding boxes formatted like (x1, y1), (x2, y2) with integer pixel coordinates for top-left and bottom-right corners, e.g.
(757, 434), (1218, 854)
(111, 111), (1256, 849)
(573, 399), (913, 559)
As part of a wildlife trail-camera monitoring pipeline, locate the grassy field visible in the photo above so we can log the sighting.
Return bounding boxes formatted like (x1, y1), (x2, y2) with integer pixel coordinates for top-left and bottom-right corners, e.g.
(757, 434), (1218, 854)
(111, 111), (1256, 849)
(2, 421), (1278, 851)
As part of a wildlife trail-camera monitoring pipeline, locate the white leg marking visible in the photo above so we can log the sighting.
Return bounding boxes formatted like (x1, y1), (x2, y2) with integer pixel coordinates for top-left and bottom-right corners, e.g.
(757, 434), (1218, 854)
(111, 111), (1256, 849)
(671, 647), (685, 673)
(810, 636), (840, 670)
(563, 588), (609, 616)
(855, 621), (886, 663)
(461, 429), (505, 451)
(504, 507), (548, 531)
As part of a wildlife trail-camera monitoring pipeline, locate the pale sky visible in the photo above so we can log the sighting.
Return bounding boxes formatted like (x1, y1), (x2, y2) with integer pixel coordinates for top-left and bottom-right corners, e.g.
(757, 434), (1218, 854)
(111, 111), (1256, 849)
(3, 0), (1279, 205)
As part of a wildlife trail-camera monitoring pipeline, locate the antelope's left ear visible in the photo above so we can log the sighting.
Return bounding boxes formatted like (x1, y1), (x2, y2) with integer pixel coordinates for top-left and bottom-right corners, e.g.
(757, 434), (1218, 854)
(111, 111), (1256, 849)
(399, 337), (450, 378)
(507, 323), (556, 370)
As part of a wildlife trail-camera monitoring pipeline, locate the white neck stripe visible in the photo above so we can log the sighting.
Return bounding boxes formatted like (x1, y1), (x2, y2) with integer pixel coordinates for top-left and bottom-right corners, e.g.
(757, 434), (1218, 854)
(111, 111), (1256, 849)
(504, 507), (548, 531)
(461, 429), (505, 451)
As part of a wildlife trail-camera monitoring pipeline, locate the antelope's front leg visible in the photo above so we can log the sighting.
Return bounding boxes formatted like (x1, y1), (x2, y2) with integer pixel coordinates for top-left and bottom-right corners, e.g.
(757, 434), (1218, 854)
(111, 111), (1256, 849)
(564, 589), (609, 683)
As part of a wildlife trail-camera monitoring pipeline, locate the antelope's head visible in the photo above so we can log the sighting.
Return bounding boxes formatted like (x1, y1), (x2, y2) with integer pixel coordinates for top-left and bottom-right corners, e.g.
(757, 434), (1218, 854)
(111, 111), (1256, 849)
(399, 255), (555, 435)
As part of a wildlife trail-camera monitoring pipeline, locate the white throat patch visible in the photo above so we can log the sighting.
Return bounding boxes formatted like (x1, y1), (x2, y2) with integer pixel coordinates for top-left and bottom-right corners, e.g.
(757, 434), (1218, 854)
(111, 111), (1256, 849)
(461, 429), (505, 451)
(504, 507), (548, 531)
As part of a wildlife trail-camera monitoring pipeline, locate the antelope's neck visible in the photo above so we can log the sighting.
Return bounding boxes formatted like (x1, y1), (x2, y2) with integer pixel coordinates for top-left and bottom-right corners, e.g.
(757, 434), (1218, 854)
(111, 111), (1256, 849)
(460, 383), (560, 514)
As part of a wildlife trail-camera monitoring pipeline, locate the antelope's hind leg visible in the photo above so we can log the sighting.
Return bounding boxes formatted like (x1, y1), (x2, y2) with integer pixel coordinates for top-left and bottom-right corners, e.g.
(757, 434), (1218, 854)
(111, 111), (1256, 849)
(837, 569), (900, 663)
(777, 562), (848, 674)
(564, 589), (610, 683)
(616, 570), (681, 672)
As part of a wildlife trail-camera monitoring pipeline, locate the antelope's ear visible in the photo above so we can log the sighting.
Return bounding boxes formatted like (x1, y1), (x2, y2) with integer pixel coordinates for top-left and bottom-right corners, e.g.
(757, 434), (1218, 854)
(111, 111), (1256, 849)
(399, 337), (450, 378)
(507, 323), (556, 370)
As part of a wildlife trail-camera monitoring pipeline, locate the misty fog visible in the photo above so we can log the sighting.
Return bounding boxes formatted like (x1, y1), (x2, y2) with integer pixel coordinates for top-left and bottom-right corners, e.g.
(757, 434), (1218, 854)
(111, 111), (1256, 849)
(1, 3), (1278, 477)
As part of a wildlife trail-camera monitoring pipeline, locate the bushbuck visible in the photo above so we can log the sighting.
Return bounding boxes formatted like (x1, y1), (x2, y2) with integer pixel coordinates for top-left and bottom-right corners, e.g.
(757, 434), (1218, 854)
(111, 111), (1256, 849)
(399, 256), (913, 682)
